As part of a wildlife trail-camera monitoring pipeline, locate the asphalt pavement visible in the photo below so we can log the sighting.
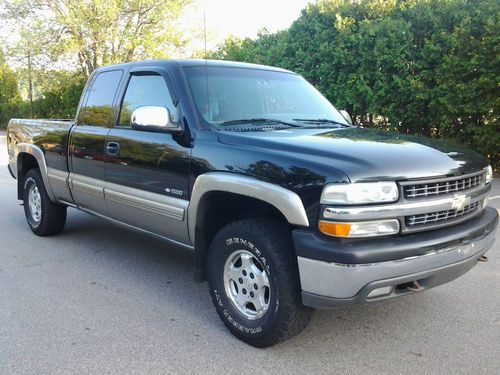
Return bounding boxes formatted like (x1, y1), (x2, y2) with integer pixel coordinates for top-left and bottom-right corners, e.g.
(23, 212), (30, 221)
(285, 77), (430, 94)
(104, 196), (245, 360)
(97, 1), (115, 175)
(1, 130), (499, 374)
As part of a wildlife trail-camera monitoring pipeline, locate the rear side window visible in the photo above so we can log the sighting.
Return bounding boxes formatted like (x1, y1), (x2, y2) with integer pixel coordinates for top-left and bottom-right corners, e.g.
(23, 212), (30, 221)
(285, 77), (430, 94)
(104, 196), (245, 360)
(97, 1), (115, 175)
(118, 74), (176, 127)
(78, 70), (123, 127)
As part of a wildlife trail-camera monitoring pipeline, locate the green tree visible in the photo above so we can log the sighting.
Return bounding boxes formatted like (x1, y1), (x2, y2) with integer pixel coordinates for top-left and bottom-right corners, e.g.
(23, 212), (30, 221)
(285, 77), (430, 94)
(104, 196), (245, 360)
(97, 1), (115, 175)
(428, 0), (500, 167)
(208, 30), (287, 66)
(3, 0), (193, 78)
(30, 71), (85, 119)
(211, 0), (500, 168)
(0, 48), (21, 127)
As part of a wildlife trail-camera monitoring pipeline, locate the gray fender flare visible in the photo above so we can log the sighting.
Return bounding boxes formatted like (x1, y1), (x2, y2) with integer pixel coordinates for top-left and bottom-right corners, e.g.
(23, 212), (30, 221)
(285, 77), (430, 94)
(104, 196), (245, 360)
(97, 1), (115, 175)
(15, 143), (56, 201)
(187, 172), (310, 243)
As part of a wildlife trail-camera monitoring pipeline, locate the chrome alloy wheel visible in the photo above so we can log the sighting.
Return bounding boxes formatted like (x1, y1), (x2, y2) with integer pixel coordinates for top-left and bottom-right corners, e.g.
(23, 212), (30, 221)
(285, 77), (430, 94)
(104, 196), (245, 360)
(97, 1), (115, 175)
(28, 183), (42, 223)
(223, 250), (271, 320)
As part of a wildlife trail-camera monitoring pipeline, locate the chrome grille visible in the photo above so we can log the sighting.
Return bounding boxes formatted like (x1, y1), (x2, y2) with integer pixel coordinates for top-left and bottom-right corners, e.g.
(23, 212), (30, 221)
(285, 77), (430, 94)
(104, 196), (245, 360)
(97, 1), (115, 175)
(405, 201), (481, 227)
(403, 173), (483, 199)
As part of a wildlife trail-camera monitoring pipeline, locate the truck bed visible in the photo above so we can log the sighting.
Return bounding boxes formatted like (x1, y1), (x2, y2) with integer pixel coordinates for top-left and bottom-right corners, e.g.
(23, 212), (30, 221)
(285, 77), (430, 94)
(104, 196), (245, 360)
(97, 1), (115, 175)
(8, 118), (74, 175)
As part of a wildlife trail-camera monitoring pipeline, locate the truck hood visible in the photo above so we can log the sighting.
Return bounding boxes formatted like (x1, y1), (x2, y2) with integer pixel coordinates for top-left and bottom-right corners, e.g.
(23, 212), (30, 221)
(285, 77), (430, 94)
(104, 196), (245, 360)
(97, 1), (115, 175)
(217, 127), (488, 182)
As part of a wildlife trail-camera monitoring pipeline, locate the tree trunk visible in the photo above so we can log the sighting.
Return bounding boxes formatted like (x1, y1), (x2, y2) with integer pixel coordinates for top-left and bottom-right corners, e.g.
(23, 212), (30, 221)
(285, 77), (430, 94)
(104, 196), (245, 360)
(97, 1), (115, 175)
(27, 51), (33, 118)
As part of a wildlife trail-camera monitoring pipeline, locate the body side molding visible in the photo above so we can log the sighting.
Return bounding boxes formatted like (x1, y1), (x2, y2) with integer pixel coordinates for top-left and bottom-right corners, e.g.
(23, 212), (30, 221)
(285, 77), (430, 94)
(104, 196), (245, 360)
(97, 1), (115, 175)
(187, 172), (310, 243)
(70, 173), (105, 198)
(105, 181), (188, 221)
(79, 206), (194, 250)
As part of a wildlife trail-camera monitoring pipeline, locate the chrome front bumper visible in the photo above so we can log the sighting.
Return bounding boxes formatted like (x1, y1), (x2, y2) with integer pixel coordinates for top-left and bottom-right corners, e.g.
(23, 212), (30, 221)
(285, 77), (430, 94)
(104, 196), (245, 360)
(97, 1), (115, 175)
(298, 224), (496, 308)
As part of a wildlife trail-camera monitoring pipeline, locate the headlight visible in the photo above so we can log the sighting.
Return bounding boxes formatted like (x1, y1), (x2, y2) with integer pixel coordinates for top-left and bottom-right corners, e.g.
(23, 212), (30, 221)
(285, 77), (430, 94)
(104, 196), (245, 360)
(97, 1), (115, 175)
(484, 165), (492, 184)
(321, 182), (399, 205)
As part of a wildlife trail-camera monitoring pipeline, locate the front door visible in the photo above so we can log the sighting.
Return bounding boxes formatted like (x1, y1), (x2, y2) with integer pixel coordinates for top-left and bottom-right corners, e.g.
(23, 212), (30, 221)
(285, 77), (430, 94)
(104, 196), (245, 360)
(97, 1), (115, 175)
(104, 69), (191, 244)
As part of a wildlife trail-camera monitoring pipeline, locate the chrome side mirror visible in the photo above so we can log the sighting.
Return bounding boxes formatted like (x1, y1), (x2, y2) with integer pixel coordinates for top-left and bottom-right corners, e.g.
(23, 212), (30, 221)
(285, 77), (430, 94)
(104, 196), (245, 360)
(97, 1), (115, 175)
(131, 106), (182, 133)
(339, 109), (352, 125)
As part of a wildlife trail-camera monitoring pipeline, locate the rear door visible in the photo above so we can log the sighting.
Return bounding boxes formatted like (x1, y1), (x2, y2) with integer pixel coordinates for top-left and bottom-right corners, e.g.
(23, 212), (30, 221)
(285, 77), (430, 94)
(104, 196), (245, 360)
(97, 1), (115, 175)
(69, 69), (124, 213)
(104, 67), (191, 244)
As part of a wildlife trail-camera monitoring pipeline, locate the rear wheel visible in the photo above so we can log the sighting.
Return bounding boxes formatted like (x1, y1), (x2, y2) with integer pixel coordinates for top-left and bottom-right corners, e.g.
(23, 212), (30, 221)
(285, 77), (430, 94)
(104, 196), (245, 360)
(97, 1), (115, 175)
(23, 169), (67, 236)
(207, 218), (313, 347)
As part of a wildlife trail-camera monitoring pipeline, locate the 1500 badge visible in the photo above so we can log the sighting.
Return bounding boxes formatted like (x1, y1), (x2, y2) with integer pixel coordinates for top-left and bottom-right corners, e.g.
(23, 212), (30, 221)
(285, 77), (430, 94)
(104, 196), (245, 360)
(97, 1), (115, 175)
(164, 187), (184, 196)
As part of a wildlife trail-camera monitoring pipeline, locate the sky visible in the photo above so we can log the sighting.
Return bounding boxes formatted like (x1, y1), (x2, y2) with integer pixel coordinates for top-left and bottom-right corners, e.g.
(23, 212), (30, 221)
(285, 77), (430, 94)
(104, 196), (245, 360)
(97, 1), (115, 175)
(202, 0), (313, 39)
(188, 0), (314, 50)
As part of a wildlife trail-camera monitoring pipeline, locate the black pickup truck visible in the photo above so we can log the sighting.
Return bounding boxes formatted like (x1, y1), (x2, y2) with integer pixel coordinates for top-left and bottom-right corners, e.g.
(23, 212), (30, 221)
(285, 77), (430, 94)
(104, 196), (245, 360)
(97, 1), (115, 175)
(7, 60), (498, 347)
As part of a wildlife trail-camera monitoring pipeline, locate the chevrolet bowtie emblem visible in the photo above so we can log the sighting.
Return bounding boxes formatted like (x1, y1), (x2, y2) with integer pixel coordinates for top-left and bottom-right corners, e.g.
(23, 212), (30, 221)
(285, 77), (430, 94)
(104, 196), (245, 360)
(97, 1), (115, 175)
(451, 195), (471, 211)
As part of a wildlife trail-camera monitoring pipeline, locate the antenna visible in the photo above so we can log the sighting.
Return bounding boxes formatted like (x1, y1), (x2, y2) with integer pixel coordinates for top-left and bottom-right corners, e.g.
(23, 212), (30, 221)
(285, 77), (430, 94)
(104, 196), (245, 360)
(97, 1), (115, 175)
(203, 7), (210, 122)
(203, 10), (208, 58)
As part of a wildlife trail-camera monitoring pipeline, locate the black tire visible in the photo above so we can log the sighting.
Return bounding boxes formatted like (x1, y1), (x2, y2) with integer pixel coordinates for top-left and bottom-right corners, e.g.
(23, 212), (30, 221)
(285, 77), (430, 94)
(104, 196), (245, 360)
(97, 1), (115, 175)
(23, 168), (67, 236)
(207, 218), (313, 347)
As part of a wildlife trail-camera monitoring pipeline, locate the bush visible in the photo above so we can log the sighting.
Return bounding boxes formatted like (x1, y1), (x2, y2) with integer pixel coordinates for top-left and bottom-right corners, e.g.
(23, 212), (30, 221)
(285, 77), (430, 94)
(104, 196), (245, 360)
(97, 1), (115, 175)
(0, 72), (85, 129)
(211, 0), (500, 169)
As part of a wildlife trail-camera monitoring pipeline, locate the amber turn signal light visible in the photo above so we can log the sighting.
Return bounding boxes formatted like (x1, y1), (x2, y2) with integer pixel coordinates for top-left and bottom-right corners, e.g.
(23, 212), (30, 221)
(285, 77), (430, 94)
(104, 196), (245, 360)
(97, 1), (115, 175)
(318, 221), (351, 237)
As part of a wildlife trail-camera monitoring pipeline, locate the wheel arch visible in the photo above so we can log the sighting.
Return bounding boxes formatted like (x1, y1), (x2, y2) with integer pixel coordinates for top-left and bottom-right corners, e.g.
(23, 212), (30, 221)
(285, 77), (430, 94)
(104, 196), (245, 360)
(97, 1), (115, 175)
(15, 143), (56, 201)
(188, 173), (310, 281)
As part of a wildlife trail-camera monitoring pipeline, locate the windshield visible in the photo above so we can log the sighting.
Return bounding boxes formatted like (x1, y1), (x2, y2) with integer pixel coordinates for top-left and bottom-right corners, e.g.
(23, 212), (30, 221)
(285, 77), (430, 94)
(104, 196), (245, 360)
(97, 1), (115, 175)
(183, 66), (349, 128)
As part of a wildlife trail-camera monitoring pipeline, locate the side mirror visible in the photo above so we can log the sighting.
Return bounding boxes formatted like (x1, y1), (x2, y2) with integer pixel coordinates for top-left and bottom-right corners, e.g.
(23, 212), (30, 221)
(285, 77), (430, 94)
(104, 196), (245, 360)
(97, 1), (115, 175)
(339, 109), (352, 125)
(131, 106), (182, 133)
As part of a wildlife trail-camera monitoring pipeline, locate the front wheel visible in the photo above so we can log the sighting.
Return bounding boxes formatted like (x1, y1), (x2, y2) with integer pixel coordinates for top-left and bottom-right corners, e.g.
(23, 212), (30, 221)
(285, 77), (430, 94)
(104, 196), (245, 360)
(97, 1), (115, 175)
(207, 218), (313, 347)
(23, 169), (67, 236)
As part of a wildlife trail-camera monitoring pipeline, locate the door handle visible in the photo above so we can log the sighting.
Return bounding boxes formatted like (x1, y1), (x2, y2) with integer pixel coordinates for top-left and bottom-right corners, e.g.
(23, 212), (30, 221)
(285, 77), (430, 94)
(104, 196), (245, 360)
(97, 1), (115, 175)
(106, 141), (120, 156)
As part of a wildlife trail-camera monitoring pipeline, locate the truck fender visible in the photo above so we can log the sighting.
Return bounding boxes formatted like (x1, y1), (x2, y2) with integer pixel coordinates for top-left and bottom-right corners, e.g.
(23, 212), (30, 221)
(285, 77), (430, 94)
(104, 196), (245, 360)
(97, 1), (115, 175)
(187, 172), (310, 244)
(15, 143), (57, 202)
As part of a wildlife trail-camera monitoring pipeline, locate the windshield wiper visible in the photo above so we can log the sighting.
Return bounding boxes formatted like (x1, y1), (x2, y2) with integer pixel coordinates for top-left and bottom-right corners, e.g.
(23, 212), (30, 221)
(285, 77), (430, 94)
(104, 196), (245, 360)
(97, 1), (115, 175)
(293, 118), (350, 127)
(219, 118), (301, 127)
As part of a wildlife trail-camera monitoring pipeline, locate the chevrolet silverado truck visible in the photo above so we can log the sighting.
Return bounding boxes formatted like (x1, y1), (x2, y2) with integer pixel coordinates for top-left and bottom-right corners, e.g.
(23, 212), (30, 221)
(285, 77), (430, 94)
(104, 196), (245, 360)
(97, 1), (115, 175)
(7, 60), (498, 347)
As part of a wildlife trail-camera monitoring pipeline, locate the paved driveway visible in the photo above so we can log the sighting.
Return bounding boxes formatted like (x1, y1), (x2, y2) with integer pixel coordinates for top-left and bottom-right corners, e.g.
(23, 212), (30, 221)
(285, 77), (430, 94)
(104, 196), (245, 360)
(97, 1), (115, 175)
(1, 131), (499, 374)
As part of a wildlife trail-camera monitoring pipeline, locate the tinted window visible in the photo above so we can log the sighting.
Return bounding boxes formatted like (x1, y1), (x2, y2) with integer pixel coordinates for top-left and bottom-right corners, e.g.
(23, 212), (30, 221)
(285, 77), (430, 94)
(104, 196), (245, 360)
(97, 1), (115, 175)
(119, 74), (175, 126)
(79, 70), (123, 127)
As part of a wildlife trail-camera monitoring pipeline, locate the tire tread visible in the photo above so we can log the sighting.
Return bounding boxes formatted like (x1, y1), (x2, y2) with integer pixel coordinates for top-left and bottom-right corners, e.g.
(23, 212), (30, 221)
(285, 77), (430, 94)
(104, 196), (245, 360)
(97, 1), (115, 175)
(23, 169), (67, 236)
(208, 218), (312, 347)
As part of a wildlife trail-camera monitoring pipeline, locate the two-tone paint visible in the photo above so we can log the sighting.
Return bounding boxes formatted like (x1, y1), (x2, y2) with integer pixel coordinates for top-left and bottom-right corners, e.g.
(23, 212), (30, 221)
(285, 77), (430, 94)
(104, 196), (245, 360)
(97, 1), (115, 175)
(8, 60), (492, 241)
(7, 59), (497, 307)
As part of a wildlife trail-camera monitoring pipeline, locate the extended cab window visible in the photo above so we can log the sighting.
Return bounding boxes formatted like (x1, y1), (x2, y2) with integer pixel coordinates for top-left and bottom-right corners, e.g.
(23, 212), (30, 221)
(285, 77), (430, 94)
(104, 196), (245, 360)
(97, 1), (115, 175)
(78, 70), (123, 127)
(118, 74), (175, 127)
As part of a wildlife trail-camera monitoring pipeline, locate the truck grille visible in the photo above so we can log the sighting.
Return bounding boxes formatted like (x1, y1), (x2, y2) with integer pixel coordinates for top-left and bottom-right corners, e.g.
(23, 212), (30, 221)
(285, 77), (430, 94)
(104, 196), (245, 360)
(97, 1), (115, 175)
(405, 201), (481, 227)
(323, 169), (489, 235)
(403, 172), (483, 199)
